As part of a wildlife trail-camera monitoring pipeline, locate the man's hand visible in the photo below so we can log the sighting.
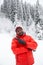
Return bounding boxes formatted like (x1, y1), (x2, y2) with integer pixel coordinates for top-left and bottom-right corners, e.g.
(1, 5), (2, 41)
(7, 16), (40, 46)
(16, 38), (26, 45)
(28, 48), (36, 52)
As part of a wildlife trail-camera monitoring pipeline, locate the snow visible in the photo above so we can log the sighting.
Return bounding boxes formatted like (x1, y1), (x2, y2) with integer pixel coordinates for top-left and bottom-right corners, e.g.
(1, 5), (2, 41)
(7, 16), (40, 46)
(0, 33), (43, 65)
(0, 33), (16, 65)
(0, 14), (14, 33)
(33, 40), (43, 65)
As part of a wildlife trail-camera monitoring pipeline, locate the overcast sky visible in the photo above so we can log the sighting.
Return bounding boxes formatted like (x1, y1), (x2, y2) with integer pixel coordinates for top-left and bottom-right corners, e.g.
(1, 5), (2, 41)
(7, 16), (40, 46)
(0, 0), (43, 6)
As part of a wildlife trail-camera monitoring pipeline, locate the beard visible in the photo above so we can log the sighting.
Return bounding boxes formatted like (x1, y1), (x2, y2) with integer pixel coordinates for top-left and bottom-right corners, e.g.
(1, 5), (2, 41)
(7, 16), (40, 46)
(18, 32), (24, 36)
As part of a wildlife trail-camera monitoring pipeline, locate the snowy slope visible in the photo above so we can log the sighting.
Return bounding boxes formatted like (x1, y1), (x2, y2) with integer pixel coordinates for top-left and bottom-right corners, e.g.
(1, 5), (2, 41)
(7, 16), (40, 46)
(0, 12), (14, 33)
(0, 33), (43, 65)
(33, 40), (43, 65)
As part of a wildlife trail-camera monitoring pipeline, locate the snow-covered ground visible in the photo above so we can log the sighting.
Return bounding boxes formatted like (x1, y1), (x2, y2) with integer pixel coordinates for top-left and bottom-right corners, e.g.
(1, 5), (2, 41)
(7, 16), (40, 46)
(0, 33), (16, 65)
(0, 33), (43, 65)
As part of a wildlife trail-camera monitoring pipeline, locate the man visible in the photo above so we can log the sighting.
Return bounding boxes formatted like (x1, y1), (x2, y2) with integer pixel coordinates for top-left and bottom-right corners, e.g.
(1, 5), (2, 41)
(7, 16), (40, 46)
(11, 26), (38, 65)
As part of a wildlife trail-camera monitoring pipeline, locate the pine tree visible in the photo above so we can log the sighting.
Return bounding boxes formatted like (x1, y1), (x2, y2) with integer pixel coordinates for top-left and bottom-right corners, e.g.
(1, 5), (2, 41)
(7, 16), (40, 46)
(1, 0), (17, 23)
(30, 5), (35, 20)
(2, 0), (8, 13)
(10, 0), (15, 23)
(22, 3), (27, 21)
(20, 0), (23, 22)
(24, 1), (27, 22)
(6, 0), (11, 17)
(16, 0), (20, 19)
(9, 0), (17, 23)
(34, 0), (40, 25)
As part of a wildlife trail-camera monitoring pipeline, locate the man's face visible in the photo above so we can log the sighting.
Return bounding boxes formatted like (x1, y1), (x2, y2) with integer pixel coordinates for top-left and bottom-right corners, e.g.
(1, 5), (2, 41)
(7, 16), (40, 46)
(16, 28), (23, 36)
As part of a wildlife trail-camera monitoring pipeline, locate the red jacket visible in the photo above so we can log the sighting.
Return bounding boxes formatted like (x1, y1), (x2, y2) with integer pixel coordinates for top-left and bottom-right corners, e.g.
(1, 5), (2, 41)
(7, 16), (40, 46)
(11, 34), (38, 65)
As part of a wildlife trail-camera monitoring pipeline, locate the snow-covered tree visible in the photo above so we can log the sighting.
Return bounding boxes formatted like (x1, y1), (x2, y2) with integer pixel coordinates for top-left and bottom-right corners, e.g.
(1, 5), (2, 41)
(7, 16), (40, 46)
(24, 1), (27, 22)
(16, 0), (20, 19)
(34, 0), (40, 25)
(30, 5), (35, 20)
(9, 0), (17, 23)
(20, 0), (23, 22)
(2, 0), (8, 13)
(1, 0), (17, 23)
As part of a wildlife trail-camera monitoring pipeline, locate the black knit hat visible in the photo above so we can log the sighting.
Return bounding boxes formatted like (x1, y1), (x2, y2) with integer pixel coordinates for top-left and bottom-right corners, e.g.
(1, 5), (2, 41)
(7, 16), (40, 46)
(15, 26), (23, 32)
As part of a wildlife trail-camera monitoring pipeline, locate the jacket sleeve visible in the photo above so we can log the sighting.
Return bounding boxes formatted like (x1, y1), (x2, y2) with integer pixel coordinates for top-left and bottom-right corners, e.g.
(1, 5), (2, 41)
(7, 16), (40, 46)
(11, 38), (28, 55)
(26, 36), (38, 50)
